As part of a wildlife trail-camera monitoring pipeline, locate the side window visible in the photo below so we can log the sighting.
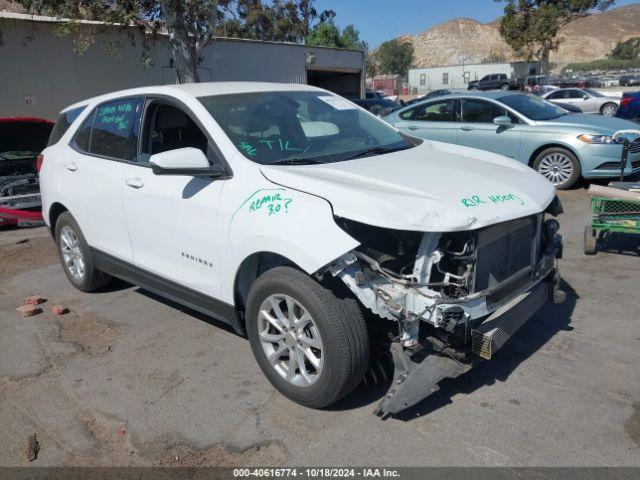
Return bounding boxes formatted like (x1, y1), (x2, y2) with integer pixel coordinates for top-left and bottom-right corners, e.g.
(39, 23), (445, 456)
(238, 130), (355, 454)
(399, 107), (417, 120)
(73, 97), (143, 161)
(139, 102), (209, 163)
(566, 90), (583, 99)
(442, 73), (449, 85)
(547, 91), (564, 100)
(91, 98), (143, 160)
(461, 99), (505, 123)
(48, 106), (86, 146)
(413, 100), (454, 122)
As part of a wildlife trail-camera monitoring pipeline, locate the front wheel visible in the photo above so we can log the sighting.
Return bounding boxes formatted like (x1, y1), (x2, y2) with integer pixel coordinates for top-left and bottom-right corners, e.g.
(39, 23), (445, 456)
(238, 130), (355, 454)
(246, 267), (369, 408)
(500, 83), (510, 91)
(600, 102), (618, 116)
(533, 147), (581, 190)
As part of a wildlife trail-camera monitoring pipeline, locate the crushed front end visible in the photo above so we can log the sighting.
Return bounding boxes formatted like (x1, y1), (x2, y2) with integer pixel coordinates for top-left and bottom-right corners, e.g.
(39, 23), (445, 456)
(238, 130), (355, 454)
(326, 200), (565, 417)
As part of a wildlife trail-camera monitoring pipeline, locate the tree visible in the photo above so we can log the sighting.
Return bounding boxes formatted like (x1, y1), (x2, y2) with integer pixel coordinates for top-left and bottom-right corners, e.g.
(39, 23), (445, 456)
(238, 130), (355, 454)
(305, 22), (367, 51)
(496, 0), (614, 75)
(609, 36), (640, 60)
(375, 39), (413, 76)
(9, 0), (228, 83)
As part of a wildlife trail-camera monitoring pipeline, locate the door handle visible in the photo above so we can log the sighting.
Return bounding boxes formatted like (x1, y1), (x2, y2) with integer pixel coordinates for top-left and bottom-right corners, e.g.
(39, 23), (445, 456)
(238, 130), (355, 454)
(64, 162), (77, 172)
(407, 125), (419, 130)
(460, 126), (474, 131)
(125, 177), (144, 189)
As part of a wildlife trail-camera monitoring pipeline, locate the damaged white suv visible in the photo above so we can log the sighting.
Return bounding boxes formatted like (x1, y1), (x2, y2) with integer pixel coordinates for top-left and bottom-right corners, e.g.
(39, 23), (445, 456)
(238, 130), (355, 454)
(40, 83), (564, 416)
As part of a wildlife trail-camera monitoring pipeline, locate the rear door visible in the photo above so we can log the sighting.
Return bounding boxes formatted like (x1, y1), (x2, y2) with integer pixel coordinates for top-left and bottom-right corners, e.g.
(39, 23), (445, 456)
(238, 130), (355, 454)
(62, 97), (144, 261)
(393, 99), (457, 143)
(456, 98), (522, 159)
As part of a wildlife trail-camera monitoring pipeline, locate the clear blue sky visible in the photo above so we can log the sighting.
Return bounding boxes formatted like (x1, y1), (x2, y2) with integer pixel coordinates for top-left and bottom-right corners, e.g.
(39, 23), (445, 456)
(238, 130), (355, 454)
(316, 0), (640, 48)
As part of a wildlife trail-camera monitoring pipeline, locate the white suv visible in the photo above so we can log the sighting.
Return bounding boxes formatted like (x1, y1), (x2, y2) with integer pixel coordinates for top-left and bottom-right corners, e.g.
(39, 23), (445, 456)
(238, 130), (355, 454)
(40, 82), (564, 416)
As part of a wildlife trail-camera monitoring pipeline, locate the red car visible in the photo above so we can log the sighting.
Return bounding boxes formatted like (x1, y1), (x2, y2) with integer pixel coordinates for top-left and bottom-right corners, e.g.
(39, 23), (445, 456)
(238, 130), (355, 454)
(0, 117), (53, 227)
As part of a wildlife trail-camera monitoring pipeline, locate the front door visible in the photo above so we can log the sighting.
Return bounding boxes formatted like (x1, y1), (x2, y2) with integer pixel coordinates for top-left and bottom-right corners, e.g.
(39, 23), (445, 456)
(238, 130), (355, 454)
(394, 99), (457, 143)
(456, 98), (522, 160)
(121, 99), (227, 299)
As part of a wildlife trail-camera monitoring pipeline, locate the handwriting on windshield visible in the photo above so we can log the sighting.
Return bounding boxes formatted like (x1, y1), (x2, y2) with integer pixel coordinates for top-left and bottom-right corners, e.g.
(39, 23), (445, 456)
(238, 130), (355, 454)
(238, 138), (304, 156)
(461, 193), (525, 208)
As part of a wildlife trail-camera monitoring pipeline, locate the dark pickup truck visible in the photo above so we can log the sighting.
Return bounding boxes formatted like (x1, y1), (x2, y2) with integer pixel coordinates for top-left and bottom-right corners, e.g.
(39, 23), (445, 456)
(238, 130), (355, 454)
(468, 73), (515, 91)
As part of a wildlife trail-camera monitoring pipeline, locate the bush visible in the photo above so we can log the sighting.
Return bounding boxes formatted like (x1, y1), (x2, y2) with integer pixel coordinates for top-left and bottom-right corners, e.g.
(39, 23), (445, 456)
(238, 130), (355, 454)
(562, 58), (640, 73)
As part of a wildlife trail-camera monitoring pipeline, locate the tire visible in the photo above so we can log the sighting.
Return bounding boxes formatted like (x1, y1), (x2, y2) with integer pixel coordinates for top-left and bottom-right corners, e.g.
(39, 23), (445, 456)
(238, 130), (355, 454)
(532, 147), (581, 190)
(246, 267), (369, 409)
(584, 225), (597, 255)
(54, 211), (111, 292)
(500, 83), (510, 91)
(600, 102), (618, 116)
(469, 86), (478, 91)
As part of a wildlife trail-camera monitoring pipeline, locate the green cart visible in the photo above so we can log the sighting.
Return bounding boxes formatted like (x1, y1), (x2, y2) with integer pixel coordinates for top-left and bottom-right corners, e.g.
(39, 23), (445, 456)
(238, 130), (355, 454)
(584, 196), (640, 254)
(584, 129), (640, 255)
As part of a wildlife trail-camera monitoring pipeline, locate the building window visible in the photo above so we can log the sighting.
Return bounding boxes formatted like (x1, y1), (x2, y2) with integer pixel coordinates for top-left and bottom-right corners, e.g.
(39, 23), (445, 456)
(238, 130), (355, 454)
(419, 74), (426, 86)
(443, 73), (449, 85)
(463, 71), (470, 84)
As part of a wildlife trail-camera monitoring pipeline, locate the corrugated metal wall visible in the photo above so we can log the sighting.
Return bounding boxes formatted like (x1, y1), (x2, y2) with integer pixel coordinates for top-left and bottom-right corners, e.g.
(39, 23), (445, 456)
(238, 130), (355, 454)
(0, 15), (364, 120)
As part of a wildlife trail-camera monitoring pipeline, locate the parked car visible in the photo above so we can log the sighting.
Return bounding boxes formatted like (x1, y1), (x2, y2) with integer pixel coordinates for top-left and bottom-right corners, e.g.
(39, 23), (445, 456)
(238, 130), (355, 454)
(0, 117), (53, 227)
(619, 75), (640, 87)
(384, 92), (640, 189)
(39, 82), (564, 416)
(616, 91), (640, 123)
(405, 89), (452, 106)
(542, 88), (619, 116)
(352, 93), (401, 116)
(468, 73), (513, 91)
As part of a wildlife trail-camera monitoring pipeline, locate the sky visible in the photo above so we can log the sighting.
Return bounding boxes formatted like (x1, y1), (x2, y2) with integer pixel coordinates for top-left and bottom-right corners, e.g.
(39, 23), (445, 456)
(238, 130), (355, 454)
(316, 0), (640, 48)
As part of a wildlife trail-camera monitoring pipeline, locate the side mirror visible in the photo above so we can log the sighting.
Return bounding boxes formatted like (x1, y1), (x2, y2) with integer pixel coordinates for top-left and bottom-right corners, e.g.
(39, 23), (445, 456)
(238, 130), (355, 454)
(149, 147), (225, 178)
(493, 115), (513, 126)
(583, 95), (590, 100)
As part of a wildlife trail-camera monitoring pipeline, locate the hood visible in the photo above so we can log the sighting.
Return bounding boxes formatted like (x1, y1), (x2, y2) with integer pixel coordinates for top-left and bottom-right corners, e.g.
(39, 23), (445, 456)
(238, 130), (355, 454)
(542, 113), (637, 134)
(260, 141), (556, 232)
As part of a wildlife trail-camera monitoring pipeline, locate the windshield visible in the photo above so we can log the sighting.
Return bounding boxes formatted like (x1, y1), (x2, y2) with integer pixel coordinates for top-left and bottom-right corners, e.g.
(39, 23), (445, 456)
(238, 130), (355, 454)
(584, 88), (604, 97)
(499, 94), (568, 121)
(199, 91), (416, 165)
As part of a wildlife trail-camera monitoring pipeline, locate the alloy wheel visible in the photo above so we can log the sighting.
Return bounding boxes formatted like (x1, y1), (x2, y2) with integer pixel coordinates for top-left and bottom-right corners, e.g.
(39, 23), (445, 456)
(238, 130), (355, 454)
(538, 152), (573, 186)
(257, 294), (324, 387)
(60, 225), (85, 280)
(602, 104), (617, 116)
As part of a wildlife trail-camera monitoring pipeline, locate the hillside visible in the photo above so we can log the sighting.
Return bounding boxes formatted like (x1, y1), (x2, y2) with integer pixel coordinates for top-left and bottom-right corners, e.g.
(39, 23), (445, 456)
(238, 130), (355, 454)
(397, 3), (640, 71)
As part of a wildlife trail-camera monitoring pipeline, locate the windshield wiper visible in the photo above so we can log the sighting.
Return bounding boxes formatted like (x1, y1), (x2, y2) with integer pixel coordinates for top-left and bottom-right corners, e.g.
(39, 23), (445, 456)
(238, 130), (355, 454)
(269, 158), (321, 166)
(340, 145), (408, 162)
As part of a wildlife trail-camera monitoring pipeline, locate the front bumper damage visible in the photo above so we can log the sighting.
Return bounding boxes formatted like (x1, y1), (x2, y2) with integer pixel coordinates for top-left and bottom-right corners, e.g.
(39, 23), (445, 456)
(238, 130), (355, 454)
(327, 213), (565, 417)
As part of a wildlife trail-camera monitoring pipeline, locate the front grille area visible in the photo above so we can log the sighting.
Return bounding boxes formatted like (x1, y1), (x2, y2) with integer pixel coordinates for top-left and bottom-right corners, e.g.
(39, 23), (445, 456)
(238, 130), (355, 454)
(473, 215), (540, 296)
(630, 139), (640, 154)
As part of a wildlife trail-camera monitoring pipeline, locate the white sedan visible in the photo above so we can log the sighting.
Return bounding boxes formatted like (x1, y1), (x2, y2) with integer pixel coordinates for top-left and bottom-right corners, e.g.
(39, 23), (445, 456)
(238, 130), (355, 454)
(542, 88), (619, 116)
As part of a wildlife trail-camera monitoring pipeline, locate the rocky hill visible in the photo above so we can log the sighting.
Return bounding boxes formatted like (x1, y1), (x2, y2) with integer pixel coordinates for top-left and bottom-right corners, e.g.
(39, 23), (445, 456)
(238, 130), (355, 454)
(397, 3), (640, 71)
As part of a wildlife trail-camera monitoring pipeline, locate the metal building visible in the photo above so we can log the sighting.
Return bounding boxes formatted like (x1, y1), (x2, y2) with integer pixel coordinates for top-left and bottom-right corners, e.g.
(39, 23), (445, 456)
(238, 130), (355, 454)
(408, 61), (540, 94)
(0, 12), (365, 120)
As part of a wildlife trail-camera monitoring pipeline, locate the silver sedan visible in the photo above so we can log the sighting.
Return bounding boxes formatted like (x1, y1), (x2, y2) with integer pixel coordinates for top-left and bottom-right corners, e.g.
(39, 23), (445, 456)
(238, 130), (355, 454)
(542, 88), (620, 116)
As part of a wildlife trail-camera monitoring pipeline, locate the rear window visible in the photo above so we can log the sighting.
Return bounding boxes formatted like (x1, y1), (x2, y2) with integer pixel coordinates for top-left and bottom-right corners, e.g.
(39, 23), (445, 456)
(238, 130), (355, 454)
(72, 98), (143, 161)
(48, 106), (86, 146)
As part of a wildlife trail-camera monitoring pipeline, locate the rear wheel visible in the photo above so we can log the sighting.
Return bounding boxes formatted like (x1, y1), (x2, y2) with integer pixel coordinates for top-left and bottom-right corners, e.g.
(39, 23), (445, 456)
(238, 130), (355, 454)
(533, 147), (581, 190)
(55, 212), (111, 292)
(500, 83), (510, 91)
(600, 102), (618, 116)
(246, 267), (369, 408)
(584, 226), (597, 255)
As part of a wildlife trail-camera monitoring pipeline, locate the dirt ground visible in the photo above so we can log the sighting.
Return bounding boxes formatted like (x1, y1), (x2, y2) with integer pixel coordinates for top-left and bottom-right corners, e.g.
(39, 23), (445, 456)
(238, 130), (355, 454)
(0, 181), (639, 467)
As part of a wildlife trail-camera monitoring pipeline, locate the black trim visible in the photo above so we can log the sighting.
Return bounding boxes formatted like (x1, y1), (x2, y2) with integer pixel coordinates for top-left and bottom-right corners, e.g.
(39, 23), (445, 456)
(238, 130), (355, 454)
(92, 248), (244, 335)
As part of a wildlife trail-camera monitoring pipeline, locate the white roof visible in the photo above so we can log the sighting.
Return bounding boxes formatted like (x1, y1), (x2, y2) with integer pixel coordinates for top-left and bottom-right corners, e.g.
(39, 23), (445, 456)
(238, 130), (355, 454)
(62, 82), (323, 112)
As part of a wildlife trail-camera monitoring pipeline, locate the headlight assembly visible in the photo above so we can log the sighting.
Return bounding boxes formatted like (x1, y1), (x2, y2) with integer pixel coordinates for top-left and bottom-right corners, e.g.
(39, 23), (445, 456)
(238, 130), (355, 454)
(577, 134), (615, 144)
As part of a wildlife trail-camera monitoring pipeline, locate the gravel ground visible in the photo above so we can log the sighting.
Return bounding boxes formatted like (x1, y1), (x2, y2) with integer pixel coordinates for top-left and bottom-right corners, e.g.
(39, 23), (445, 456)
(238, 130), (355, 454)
(0, 183), (639, 467)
